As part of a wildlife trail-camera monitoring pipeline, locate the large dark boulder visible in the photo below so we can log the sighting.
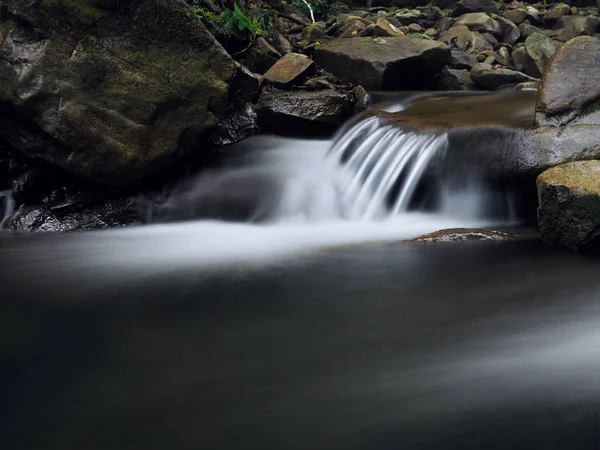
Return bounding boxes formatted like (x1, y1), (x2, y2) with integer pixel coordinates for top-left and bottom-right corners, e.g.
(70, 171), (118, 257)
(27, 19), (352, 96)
(0, 0), (258, 184)
(313, 37), (450, 90)
(536, 36), (600, 127)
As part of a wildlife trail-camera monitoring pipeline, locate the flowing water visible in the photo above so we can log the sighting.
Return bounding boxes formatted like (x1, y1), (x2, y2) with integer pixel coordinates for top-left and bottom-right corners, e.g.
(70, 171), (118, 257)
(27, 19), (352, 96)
(2, 91), (600, 450)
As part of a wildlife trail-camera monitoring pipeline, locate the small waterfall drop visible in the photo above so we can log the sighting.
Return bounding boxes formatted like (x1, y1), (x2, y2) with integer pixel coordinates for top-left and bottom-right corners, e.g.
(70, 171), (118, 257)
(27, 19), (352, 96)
(327, 117), (448, 220)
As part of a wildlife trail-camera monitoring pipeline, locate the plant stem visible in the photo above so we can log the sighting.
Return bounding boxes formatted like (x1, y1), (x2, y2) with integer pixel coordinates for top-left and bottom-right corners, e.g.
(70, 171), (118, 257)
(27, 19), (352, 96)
(300, 0), (315, 23)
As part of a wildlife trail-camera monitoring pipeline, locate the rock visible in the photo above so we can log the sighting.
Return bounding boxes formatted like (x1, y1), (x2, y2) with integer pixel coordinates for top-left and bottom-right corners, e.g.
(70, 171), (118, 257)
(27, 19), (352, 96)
(246, 37), (282, 74)
(437, 67), (475, 90)
(313, 37), (450, 90)
(525, 6), (543, 26)
(0, 0), (255, 184)
(351, 85), (370, 114)
(450, 50), (479, 69)
(338, 19), (368, 39)
(511, 45), (529, 72)
(4, 197), (141, 232)
(515, 81), (540, 91)
(255, 90), (352, 136)
(409, 228), (531, 243)
(523, 33), (561, 78)
(470, 63), (537, 89)
(408, 23), (425, 33)
(274, 33), (292, 54)
(503, 9), (527, 25)
(435, 17), (456, 33)
(374, 18), (404, 37)
(536, 36), (600, 126)
(498, 47), (513, 66)
(262, 53), (315, 87)
(454, 13), (502, 37)
(519, 22), (545, 40)
(437, 26), (492, 55)
(537, 160), (600, 249)
(301, 24), (326, 45)
(543, 3), (571, 25)
(496, 17), (521, 45)
(554, 15), (600, 38)
(518, 125), (600, 176)
(453, 0), (500, 17)
(425, 28), (438, 38)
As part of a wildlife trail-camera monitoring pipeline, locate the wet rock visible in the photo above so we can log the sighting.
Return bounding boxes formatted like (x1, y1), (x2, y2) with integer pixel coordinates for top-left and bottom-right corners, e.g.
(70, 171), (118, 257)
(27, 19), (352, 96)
(437, 67), (475, 90)
(537, 160), (600, 249)
(543, 3), (571, 25)
(0, 0), (253, 184)
(498, 47), (513, 66)
(496, 17), (521, 45)
(454, 13), (502, 37)
(515, 81), (540, 91)
(352, 85), (370, 114)
(255, 90), (352, 136)
(450, 50), (479, 69)
(470, 63), (537, 90)
(525, 6), (543, 26)
(503, 9), (527, 25)
(438, 26), (492, 55)
(313, 37), (450, 90)
(554, 15), (600, 38)
(453, 0), (500, 17)
(409, 228), (531, 243)
(523, 33), (561, 78)
(518, 125), (600, 176)
(263, 53), (315, 87)
(435, 17), (456, 33)
(5, 197), (141, 232)
(511, 45), (529, 72)
(536, 36), (600, 126)
(338, 19), (368, 39)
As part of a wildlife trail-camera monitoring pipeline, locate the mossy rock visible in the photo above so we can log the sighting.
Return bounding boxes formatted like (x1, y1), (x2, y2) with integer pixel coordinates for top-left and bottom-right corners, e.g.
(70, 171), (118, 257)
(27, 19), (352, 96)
(0, 0), (257, 183)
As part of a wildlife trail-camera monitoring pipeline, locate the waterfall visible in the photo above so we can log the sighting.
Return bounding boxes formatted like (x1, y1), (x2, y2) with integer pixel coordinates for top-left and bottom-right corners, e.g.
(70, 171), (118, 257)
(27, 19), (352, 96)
(0, 190), (14, 226)
(327, 117), (448, 220)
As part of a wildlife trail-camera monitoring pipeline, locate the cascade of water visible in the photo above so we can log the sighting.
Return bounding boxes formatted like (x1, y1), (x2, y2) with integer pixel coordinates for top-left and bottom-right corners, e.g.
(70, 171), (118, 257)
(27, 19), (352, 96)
(0, 190), (15, 226)
(328, 117), (449, 220)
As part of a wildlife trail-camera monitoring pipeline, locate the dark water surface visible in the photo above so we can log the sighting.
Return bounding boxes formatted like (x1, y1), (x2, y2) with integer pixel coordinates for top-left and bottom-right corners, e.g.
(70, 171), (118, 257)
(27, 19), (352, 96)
(2, 235), (600, 450)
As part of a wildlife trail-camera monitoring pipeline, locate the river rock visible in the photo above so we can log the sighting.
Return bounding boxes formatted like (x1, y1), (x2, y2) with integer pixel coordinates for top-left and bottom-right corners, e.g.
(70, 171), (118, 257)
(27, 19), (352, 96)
(496, 17), (521, 45)
(453, 0), (500, 17)
(524, 33), (562, 78)
(374, 18), (404, 37)
(503, 9), (527, 25)
(554, 15), (600, 38)
(301, 24), (326, 45)
(519, 22), (546, 40)
(437, 67), (475, 90)
(0, 0), (257, 184)
(246, 37), (282, 74)
(262, 53), (315, 87)
(313, 37), (450, 90)
(543, 3), (571, 25)
(536, 36), (600, 126)
(255, 90), (352, 135)
(450, 50), (479, 69)
(537, 160), (600, 249)
(454, 13), (502, 37)
(470, 63), (537, 89)
(438, 26), (492, 55)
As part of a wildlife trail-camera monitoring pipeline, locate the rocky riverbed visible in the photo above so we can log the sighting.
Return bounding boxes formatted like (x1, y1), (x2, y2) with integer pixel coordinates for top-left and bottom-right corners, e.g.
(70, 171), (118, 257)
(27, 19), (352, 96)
(1, 0), (600, 250)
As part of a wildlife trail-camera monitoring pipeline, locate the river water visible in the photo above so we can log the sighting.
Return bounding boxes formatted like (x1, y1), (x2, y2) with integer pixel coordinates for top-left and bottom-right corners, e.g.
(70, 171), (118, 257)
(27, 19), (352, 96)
(1, 91), (600, 450)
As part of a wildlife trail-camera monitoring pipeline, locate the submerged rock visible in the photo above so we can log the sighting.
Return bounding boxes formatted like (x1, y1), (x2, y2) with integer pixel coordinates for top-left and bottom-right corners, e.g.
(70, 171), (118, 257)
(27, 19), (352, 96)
(313, 37), (450, 90)
(536, 36), (600, 126)
(537, 160), (600, 249)
(255, 90), (352, 136)
(0, 0), (257, 184)
(409, 228), (535, 243)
